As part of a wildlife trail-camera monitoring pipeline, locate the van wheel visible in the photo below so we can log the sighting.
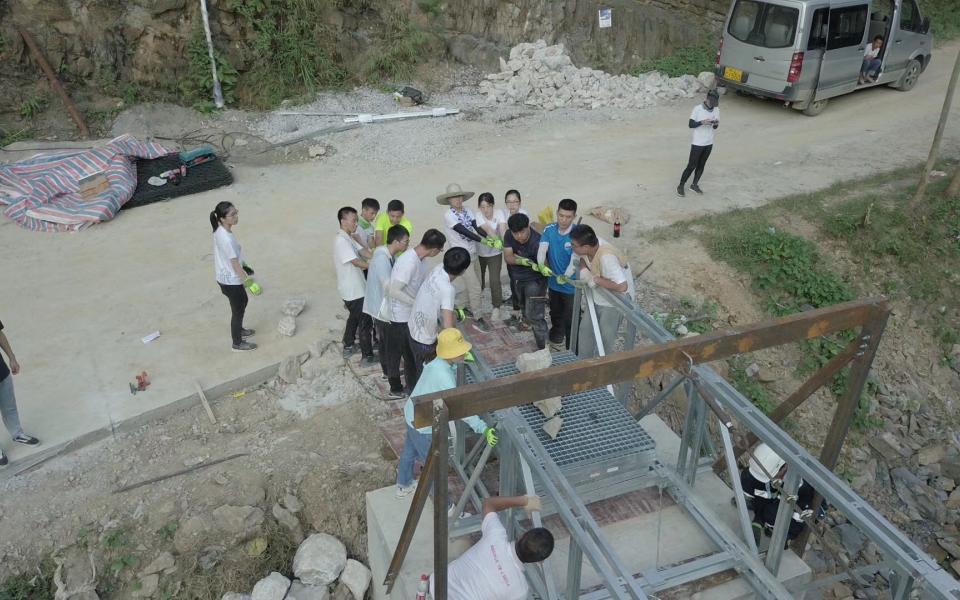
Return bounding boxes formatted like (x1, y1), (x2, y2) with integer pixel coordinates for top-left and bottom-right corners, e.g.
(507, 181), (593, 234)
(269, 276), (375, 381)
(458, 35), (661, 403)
(802, 99), (829, 116)
(897, 59), (921, 91)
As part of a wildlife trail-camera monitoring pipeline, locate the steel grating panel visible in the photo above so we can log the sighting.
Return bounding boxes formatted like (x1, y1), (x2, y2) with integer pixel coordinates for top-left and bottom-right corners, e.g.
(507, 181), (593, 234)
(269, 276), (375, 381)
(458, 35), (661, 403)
(468, 351), (656, 469)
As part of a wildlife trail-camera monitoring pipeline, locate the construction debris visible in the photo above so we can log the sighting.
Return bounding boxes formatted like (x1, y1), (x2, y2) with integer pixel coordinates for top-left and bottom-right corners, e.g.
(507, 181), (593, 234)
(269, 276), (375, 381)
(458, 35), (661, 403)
(589, 205), (631, 226)
(533, 396), (562, 419)
(282, 297), (308, 317)
(543, 416), (563, 440)
(515, 348), (552, 373)
(278, 316), (297, 337)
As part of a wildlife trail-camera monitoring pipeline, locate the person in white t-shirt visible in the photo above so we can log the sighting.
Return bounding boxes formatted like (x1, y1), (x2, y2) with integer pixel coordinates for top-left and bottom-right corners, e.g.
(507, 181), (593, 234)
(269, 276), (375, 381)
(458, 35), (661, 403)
(210, 201), (261, 352)
(362, 225), (410, 397)
(384, 229), (446, 391)
(334, 206), (375, 363)
(431, 495), (555, 600)
(677, 89), (720, 197)
(475, 192), (508, 320)
(564, 225), (636, 358)
(438, 183), (490, 332)
(408, 247), (472, 373)
(860, 35), (884, 84)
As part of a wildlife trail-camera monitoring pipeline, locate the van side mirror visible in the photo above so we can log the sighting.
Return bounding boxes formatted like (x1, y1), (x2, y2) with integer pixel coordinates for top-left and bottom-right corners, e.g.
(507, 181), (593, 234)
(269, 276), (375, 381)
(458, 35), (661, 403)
(921, 16), (930, 34)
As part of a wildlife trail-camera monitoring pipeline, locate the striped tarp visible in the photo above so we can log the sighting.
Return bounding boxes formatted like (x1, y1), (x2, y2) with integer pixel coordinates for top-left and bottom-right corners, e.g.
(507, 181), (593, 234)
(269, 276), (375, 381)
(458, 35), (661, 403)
(0, 135), (172, 232)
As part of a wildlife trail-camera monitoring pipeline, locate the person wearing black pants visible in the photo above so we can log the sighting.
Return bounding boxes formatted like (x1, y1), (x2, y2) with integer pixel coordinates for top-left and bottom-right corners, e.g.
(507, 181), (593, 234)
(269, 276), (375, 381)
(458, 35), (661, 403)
(677, 89), (720, 197)
(334, 206), (375, 362)
(548, 292), (575, 348)
(343, 297), (373, 358)
(211, 201), (260, 352)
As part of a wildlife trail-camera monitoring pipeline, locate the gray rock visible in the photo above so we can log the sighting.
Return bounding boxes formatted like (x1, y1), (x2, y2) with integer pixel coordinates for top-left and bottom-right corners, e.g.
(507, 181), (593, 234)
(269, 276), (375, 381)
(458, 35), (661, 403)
(53, 547), (98, 600)
(835, 523), (866, 558)
(198, 545), (225, 571)
(279, 355), (302, 384)
(745, 363), (761, 378)
(282, 297), (307, 317)
(890, 467), (947, 523)
(307, 145), (326, 159)
(697, 71), (717, 89)
(293, 533), (347, 586)
(543, 416), (563, 440)
(251, 572), (290, 600)
(283, 493), (304, 513)
(279, 316), (297, 337)
(515, 348), (552, 373)
(918, 444), (947, 466)
(140, 551), (175, 576)
(533, 396), (562, 419)
(221, 594), (251, 600)
(132, 574), (159, 598)
(272, 502), (304, 545)
(212, 505), (265, 539)
(339, 560), (372, 600)
(173, 514), (215, 554)
(286, 581), (329, 600)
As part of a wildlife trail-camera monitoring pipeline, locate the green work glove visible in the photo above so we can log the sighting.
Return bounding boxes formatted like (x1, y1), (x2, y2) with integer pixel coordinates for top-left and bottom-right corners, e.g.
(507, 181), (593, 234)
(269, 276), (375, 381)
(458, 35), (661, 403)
(484, 427), (498, 447)
(244, 278), (263, 296)
(515, 256), (533, 268)
(535, 264), (554, 278)
(455, 307), (466, 322)
(464, 350), (476, 363)
(242, 262), (255, 276)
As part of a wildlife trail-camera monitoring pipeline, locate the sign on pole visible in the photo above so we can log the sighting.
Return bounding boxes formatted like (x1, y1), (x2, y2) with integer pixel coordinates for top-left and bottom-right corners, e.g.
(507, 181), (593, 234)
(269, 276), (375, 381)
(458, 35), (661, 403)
(599, 8), (612, 28)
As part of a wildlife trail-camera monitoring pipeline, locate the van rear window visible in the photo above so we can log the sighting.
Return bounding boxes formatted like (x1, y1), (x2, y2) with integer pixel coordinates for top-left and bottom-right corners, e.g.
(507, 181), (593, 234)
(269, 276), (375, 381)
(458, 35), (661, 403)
(728, 0), (800, 49)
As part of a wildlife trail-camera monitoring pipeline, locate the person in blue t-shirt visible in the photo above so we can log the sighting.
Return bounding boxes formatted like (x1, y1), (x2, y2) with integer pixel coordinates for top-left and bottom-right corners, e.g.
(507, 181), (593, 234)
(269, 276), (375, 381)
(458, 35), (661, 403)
(537, 199), (578, 350)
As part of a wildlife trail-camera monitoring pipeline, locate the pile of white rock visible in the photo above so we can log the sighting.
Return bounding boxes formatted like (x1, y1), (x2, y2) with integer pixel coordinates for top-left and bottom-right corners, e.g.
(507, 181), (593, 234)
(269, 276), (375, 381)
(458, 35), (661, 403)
(480, 39), (712, 110)
(225, 533), (371, 600)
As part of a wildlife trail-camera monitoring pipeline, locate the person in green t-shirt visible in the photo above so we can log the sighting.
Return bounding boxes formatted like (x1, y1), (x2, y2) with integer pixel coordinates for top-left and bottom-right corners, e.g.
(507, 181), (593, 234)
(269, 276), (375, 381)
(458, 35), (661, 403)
(354, 197), (380, 251)
(374, 199), (413, 246)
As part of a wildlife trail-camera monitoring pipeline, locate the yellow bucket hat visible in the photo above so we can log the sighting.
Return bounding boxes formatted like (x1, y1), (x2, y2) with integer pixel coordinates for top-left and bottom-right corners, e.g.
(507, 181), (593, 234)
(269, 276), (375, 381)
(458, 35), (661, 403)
(437, 328), (472, 360)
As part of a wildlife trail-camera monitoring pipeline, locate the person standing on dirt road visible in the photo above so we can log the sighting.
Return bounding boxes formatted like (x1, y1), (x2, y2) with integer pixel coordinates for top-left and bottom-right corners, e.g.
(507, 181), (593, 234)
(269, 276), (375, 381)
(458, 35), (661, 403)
(0, 320), (41, 467)
(335, 206), (375, 364)
(211, 201), (260, 353)
(363, 225), (411, 398)
(677, 89), (720, 197)
(385, 229), (446, 393)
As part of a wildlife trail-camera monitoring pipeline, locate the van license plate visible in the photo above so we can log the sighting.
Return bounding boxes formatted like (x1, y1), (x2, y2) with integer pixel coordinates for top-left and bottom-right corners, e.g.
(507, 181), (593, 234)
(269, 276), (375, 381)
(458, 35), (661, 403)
(724, 67), (744, 82)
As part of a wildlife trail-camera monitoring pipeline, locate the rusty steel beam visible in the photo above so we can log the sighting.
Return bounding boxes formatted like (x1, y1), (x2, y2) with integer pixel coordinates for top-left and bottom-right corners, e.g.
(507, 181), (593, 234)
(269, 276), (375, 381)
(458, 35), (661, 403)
(18, 28), (91, 138)
(432, 399), (450, 600)
(413, 298), (889, 428)
(719, 334), (863, 470)
(384, 440), (437, 591)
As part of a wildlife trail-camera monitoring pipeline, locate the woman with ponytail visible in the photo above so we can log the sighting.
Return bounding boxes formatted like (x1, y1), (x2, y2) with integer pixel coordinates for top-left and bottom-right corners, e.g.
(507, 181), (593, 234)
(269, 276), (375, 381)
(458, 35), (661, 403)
(210, 201), (260, 352)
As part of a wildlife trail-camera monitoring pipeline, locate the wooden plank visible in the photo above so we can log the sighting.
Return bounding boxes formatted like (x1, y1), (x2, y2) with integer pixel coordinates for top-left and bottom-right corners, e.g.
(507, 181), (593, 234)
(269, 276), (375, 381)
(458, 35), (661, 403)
(384, 442), (436, 590)
(414, 298), (889, 428)
(432, 399), (449, 600)
(194, 381), (217, 425)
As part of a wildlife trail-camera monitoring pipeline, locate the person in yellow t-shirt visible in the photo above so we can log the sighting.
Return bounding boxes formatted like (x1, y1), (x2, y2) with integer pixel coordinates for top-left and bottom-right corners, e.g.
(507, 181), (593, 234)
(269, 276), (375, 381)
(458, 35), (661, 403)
(374, 199), (413, 246)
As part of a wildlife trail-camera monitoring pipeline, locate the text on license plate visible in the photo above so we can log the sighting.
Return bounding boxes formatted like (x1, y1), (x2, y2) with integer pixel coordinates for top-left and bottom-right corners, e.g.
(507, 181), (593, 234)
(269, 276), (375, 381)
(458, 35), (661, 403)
(723, 67), (744, 82)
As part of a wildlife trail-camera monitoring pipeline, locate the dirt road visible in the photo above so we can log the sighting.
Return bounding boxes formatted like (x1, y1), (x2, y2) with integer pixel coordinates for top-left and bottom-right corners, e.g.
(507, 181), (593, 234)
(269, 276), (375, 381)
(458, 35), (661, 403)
(1, 44), (958, 466)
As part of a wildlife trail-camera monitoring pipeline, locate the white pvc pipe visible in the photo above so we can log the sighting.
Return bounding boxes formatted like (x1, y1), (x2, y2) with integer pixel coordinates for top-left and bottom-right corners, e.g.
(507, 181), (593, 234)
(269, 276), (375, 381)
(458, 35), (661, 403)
(199, 0), (225, 109)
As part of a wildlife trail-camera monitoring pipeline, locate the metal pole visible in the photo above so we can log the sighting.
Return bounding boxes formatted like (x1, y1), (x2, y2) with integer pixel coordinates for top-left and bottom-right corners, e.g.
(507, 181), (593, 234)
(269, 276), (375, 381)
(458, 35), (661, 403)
(676, 378), (697, 477)
(687, 391), (709, 486)
(452, 442), (494, 523)
(567, 539), (584, 599)
(432, 399), (449, 600)
(383, 445), (436, 590)
(765, 469), (801, 575)
(719, 418), (760, 556)
(198, 0), (225, 108)
(570, 287), (582, 353)
(520, 457), (559, 600)
(637, 375), (685, 420)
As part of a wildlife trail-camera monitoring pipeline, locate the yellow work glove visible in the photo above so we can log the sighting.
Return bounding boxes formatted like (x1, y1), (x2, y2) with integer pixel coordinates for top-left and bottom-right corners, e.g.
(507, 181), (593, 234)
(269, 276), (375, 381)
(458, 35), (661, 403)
(484, 427), (498, 447)
(537, 206), (554, 226)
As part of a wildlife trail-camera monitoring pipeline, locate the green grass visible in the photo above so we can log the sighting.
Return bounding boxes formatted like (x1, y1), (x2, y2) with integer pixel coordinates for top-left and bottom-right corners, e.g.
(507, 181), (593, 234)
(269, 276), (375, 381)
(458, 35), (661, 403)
(0, 560), (55, 600)
(365, 10), (434, 81)
(926, 0), (960, 41)
(729, 359), (776, 413)
(635, 44), (715, 77)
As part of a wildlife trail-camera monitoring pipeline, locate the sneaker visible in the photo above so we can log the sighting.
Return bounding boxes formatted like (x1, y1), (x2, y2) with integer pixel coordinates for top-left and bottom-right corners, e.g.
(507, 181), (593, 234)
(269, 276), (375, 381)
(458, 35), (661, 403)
(690, 183), (703, 194)
(342, 345), (357, 359)
(12, 433), (39, 446)
(473, 318), (490, 332)
(380, 374), (389, 381)
(387, 389), (407, 400)
(677, 184), (685, 197)
(0, 449), (7, 467)
(232, 341), (257, 352)
(396, 484), (416, 498)
(447, 505), (473, 519)
(240, 328), (256, 338)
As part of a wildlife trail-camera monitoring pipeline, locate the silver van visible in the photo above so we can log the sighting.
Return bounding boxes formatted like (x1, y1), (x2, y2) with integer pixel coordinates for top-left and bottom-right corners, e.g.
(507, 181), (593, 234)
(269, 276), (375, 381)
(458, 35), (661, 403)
(715, 0), (933, 115)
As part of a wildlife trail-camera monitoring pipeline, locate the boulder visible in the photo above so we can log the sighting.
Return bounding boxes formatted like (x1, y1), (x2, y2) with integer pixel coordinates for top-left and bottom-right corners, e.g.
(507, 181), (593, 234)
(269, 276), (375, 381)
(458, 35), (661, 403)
(279, 355), (302, 384)
(282, 297), (308, 317)
(918, 444), (947, 466)
(533, 396), (562, 419)
(516, 348), (552, 373)
(543, 416), (563, 440)
(251, 572), (290, 600)
(212, 505), (265, 540)
(140, 551), (175, 576)
(272, 502), (304, 544)
(283, 493), (305, 513)
(279, 316), (297, 337)
(132, 574), (159, 598)
(697, 71), (717, 90)
(293, 533), (347, 586)
(339, 560), (372, 600)
(286, 581), (329, 600)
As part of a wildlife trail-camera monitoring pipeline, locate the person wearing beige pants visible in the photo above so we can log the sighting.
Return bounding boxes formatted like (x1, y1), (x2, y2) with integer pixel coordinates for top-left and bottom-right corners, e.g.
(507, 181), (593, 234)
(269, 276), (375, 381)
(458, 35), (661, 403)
(438, 183), (491, 331)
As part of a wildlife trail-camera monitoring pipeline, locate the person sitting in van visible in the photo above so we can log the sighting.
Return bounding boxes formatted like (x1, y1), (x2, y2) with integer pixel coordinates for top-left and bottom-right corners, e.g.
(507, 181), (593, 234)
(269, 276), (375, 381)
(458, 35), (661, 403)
(859, 36), (884, 84)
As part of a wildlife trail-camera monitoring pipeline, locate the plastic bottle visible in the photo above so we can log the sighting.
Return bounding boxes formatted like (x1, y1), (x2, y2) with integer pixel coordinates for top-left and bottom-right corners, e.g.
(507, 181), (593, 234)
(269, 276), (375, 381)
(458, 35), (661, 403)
(613, 218), (621, 238)
(416, 574), (429, 600)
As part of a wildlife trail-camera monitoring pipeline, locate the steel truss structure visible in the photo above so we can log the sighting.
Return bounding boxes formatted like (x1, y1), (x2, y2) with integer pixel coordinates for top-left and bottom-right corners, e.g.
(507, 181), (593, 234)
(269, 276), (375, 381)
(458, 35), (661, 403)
(384, 290), (960, 599)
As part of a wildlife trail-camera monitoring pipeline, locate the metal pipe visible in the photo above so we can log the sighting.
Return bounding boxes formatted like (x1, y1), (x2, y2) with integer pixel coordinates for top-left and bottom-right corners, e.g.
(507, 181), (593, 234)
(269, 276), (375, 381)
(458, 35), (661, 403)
(570, 287), (582, 353)
(432, 399), (449, 600)
(452, 442), (494, 520)
(637, 375), (685, 420)
(520, 457), (559, 600)
(764, 469), (800, 575)
(719, 417), (760, 556)
(567, 540), (584, 599)
(198, 0), (225, 108)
